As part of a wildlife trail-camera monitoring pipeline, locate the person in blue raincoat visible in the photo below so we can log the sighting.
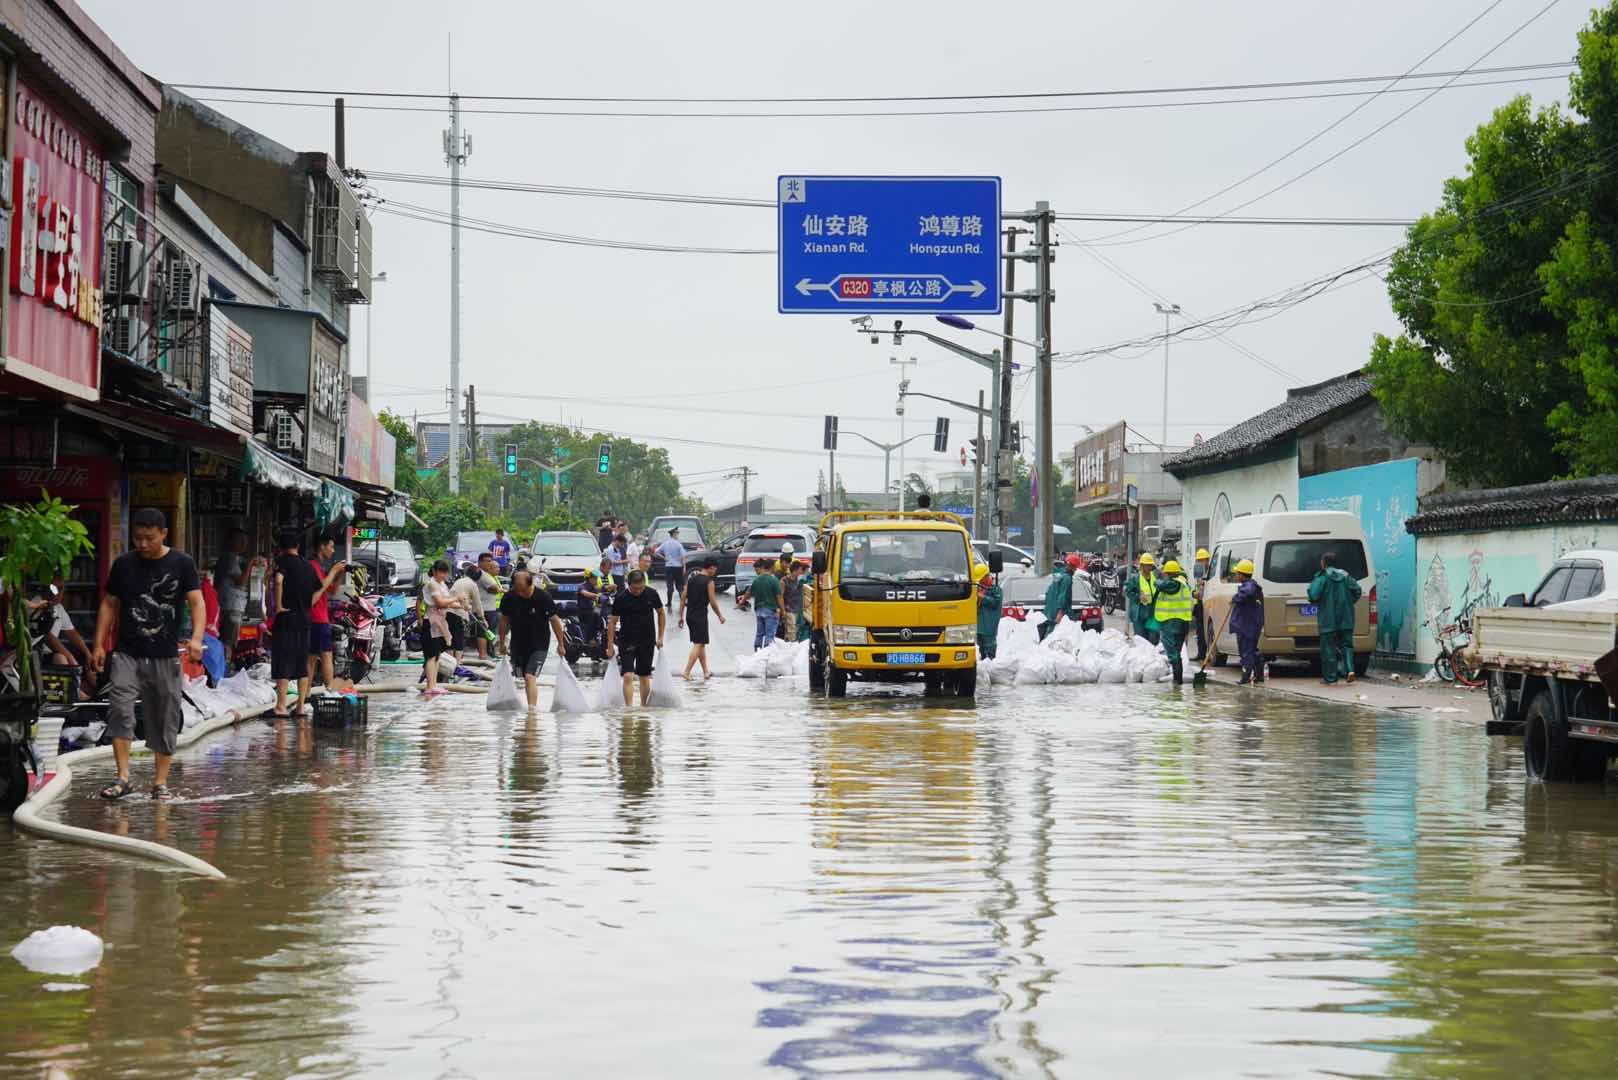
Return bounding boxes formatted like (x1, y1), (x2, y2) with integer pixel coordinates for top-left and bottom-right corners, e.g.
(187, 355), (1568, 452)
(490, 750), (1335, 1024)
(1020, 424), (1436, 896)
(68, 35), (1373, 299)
(1307, 551), (1361, 684)
(1230, 558), (1265, 685)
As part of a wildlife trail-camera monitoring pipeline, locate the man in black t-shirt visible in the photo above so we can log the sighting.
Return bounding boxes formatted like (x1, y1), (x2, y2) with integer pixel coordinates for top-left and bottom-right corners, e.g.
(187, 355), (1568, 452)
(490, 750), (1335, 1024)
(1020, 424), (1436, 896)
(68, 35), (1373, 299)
(271, 530), (320, 717)
(497, 569), (568, 709)
(607, 569), (665, 706)
(91, 507), (205, 801)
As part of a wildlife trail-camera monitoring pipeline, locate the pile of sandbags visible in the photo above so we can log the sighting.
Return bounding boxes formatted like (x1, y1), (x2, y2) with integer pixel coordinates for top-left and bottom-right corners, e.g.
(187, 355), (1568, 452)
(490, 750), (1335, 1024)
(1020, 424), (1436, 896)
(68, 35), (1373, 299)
(738, 639), (810, 679)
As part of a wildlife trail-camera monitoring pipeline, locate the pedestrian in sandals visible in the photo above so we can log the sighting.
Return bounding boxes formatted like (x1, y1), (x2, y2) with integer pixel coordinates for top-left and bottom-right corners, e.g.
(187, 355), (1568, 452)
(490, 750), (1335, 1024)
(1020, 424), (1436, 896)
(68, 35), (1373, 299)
(91, 508), (205, 801)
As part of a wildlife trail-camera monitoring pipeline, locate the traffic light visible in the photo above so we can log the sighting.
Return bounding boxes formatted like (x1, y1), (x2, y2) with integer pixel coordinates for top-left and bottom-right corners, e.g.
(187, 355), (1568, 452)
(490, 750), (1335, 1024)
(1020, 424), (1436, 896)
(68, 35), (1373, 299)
(932, 416), (950, 453)
(823, 415), (839, 451)
(1009, 421), (1023, 449)
(504, 443), (518, 475)
(597, 442), (612, 475)
(813, 492), (824, 512)
(970, 436), (986, 466)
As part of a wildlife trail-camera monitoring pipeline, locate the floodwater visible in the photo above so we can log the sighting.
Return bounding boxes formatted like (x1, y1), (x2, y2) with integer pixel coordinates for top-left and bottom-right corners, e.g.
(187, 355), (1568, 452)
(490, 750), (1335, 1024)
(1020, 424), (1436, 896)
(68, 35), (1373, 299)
(4, 618), (1618, 1077)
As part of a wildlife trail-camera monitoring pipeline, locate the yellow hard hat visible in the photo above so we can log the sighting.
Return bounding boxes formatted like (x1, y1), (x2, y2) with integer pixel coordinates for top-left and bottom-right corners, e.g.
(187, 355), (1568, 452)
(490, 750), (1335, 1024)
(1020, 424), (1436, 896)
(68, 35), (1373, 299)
(971, 562), (991, 583)
(1195, 548), (1210, 561)
(1235, 558), (1256, 575)
(1162, 559), (1183, 575)
(1138, 553), (1155, 566)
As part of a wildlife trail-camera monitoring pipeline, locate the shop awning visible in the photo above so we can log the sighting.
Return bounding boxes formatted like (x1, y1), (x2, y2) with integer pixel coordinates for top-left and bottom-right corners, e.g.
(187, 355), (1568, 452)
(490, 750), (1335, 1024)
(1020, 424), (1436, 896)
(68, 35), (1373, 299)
(241, 444), (321, 495)
(316, 478), (356, 529)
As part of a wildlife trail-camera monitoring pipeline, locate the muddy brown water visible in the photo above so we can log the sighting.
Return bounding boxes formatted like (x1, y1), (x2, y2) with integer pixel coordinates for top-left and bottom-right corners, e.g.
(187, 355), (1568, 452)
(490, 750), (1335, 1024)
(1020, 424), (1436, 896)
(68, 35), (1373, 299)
(4, 623), (1618, 1076)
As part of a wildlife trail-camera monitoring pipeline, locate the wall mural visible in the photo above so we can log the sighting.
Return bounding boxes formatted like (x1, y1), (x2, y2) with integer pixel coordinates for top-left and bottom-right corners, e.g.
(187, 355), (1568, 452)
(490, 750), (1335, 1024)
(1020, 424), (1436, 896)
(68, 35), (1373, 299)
(1300, 459), (1418, 657)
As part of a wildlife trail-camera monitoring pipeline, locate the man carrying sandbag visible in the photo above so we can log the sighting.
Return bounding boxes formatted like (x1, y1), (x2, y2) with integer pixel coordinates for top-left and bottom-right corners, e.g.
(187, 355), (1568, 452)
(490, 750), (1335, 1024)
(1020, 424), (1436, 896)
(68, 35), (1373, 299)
(497, 569), (569, 710)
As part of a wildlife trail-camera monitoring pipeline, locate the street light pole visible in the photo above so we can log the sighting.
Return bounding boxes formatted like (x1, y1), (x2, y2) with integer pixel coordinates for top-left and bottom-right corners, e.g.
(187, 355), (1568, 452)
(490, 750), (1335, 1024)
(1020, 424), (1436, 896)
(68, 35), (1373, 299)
(844, 430), (931, 510)
(891, 356), (916, 510)
(1154, 301), (1180, 450)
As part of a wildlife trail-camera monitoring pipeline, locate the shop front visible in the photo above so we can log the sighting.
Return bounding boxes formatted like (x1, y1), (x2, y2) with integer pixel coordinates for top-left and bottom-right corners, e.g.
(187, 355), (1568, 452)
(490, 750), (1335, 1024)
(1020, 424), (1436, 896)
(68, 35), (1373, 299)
(0, 444), (119, 636)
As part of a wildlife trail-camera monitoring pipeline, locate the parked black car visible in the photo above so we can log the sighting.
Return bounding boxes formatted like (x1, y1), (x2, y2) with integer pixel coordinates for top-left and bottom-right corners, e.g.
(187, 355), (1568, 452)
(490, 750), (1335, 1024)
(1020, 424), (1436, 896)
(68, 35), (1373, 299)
(351, 539), (420, 591)
(678, 531), (749, 593)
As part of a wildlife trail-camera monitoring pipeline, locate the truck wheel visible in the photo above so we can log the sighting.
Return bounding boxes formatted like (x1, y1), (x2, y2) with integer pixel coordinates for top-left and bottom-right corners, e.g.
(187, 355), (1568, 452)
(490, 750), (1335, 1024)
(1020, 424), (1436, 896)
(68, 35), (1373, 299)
(1488, 672), (1518, 726)
(924, 674), (944, 697)
(828, 664), (848, 698)
(1523, 691), (1575, 781)
(954, 665), (977, 699)
(808, 631), (826, 692)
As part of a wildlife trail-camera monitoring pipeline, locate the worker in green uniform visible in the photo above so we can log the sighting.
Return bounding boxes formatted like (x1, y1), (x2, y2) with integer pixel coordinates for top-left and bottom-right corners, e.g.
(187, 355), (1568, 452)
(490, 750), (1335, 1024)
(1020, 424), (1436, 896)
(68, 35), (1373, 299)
(974, 562), (1002, 659)
(1124, 552), (1159, 644)
(1307, 550), (1362, 684)
(1039, 557), (1073, 642)
(1152, 559), (1195, 685)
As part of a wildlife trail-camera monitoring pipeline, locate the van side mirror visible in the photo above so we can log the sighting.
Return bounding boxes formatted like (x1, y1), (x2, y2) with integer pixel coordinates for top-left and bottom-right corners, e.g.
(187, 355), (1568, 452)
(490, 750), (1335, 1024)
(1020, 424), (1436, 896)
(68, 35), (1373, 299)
(988, 551), (1005, 575)
(1504, 593), (1526, 608)
(811, 550), (827, 575)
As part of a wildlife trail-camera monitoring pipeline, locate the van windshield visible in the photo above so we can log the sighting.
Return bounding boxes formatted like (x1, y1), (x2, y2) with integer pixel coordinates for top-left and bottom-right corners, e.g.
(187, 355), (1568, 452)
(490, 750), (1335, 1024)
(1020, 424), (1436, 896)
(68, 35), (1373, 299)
(838, 529), (971, 583)
(1263, 539), (1368, 583)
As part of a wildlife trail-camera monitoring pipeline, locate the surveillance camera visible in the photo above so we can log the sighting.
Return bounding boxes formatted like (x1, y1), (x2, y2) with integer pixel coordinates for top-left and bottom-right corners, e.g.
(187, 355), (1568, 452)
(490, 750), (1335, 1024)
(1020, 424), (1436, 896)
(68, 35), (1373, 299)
(850, 316), (872, 329)
(893, 319), (903, 332)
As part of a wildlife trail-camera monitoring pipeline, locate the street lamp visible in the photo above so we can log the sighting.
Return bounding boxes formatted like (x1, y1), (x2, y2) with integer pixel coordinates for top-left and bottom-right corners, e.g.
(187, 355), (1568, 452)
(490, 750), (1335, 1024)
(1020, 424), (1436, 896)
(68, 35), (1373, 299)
(935, 314), (1041, 352)
(365, 270), (389, 405)
(1154, 301), (1180, 450)
(891, 356), (916, 510)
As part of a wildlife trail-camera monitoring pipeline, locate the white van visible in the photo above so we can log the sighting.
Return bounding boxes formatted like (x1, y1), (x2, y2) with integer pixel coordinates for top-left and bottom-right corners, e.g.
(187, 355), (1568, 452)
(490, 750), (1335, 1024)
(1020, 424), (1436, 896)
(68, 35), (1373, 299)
(1201, 511), (1376, 675)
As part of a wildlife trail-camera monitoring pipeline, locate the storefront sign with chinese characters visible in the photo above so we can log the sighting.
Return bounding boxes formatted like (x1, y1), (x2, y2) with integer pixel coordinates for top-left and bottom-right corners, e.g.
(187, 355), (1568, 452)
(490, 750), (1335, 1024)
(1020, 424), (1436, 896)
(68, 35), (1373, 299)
(207, 304), (254, 436)
(304, 323), (345, 474)
(192, 480), (250, 516)
(7, 79), (105, 397)
(342, 391), (397, 489)
(1073, 421), (1129, 508)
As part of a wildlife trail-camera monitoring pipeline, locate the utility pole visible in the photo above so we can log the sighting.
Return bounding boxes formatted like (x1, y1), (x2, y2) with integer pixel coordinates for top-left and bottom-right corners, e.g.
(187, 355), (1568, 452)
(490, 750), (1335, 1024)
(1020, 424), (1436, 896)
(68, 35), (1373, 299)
(1032, 201), (1055, 575)
(412, 409), (421, 467)
(997, 226), (1024, 544)
(739, 465), (751, 521)
(892, 356), (916, 511)
(972, 389), (985, 540)
(464, 383), (477, 467)
(443, 93), (471, 494)
(1154, 302), (1181, 449)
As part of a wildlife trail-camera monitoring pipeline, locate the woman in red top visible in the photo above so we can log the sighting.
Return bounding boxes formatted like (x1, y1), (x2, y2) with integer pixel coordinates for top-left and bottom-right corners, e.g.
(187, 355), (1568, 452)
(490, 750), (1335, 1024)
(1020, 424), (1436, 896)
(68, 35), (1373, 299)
(306, 533), (348, 692)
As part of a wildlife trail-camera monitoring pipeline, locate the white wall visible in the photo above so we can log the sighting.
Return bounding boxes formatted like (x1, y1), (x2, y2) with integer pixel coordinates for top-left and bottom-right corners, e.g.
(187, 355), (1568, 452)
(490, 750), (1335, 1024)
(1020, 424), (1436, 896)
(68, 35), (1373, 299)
(1179, 454), (1301, 549)
(1413, 522), (1618, 667)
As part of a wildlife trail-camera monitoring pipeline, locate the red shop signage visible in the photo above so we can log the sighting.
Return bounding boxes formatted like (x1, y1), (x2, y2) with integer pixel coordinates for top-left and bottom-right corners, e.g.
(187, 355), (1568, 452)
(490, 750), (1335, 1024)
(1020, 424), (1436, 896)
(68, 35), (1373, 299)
(7, 79), (106, 398)
(0, 454), (114, 501)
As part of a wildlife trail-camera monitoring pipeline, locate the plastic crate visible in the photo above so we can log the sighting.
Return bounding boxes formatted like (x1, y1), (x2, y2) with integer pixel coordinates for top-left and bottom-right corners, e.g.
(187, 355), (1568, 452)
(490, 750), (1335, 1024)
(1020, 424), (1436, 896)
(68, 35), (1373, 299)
(312, 694), (368, 728)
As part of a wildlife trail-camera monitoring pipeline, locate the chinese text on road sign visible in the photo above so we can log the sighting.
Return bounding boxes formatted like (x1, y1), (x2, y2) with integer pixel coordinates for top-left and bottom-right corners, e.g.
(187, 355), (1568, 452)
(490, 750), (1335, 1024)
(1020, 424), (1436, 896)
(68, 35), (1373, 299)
(778, 176), (1002, 314)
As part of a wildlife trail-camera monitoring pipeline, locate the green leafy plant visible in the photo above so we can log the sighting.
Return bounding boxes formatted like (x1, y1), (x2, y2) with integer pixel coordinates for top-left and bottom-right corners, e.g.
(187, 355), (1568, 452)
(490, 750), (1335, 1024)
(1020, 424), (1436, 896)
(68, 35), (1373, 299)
(0, 495), (94, 699)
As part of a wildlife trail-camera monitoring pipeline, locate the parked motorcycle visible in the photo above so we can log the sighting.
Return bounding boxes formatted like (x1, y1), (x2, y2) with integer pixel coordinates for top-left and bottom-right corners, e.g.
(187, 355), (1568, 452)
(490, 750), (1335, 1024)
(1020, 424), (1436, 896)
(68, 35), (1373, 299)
(328, 567), (382, 684)
(1098, 570), (1124, 615)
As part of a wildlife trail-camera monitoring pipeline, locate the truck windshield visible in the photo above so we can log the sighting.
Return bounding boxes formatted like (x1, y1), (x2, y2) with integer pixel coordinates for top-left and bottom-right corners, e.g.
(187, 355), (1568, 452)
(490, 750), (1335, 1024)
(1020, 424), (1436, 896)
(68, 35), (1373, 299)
(838, 529), (971, 583)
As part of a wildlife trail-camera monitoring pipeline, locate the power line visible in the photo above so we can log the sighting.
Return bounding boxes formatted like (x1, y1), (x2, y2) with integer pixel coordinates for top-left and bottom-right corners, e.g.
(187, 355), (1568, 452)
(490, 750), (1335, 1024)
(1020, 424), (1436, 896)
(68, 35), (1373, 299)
(1078, 0), (1558, 247)
(373, 203), (772, 255)
(167, 60), (1572, 104)
(190, 71), (1571, 121)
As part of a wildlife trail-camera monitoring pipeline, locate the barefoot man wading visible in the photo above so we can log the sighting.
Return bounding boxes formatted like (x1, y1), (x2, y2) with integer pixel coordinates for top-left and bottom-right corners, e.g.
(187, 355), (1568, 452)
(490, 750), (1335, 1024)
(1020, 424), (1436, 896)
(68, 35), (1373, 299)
(606, 569), (664, 706)
(92, 508), (205, 801)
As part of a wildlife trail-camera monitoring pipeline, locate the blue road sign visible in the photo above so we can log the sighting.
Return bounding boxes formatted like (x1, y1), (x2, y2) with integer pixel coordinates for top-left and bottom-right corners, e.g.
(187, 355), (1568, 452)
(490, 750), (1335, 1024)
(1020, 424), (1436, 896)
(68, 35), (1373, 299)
(778, 176), (1001, 315)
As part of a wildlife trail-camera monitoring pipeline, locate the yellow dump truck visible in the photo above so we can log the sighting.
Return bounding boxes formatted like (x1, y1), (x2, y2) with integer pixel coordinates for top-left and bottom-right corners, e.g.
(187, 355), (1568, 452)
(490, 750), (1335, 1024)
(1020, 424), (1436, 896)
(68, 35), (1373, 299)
(807, 511), (987, 699)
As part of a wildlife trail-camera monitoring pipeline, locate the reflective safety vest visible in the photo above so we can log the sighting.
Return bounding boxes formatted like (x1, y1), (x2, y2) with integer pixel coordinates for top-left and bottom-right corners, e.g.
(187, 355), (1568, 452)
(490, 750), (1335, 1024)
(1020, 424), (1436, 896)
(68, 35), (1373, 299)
(1154, 574), (1193, 623)
(1135, 571), (1157, 608)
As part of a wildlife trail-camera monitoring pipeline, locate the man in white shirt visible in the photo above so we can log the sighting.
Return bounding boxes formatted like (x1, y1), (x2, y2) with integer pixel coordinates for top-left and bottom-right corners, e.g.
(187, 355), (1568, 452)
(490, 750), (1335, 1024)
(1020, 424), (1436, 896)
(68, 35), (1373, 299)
(657, 528), (688, 605)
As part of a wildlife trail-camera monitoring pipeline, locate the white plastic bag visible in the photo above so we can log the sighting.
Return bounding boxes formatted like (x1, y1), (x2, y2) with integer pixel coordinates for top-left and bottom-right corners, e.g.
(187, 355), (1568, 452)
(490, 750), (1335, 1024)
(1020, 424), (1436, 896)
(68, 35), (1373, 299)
(595, 656), (622, 710)
(1015, 651), (1056, 685)
(1100, 653), (1130, 683)
(1052, 653), (1086, 684)
(648, 649), (682, 707)
(551, 662), (593, 713)
(486, 658), (522, 711)
(736, 653), (769, 679)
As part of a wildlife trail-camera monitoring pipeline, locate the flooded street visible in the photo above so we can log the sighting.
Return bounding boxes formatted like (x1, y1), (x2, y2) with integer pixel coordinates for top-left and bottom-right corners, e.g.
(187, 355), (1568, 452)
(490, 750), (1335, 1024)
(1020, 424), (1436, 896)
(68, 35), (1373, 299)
(5, 618), (1618, 1077)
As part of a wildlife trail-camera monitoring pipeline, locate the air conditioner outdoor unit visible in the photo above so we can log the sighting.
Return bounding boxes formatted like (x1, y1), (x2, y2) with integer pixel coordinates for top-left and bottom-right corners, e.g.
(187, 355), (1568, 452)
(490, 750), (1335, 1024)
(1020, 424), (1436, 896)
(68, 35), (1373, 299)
(105, 310), (147, 356)
(164, 257), (200, 312)
(107, 239), (145, 301)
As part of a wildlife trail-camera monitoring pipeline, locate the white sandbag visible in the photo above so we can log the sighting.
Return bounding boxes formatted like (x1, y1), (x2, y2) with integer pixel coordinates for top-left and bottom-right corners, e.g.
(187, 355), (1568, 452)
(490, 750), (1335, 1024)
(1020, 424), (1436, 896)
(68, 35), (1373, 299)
(1077, 653), (1104, 683)
(1099, 653), (1130, 683)
(11, 926), (103, 975)
(977, 660), (995, 687)
(485, 658), (522, 711)
(594, 656), (622, 710)
(1043, 619), (1083, 652)
(648, 649), (682, 707)
(990, 654), (1021, 685)
(1144, 658), (1172, 682)
(736, 653), (769, 679)
(1015, 651), (1056, 685)
(765, 641), (797, 678)
(551, 662), (593, 713)
(1051, 653), (1086, 684)
(792, 642), (812, 675)
(1075, 629), (1101, 656)
(437, 654), (457, 681)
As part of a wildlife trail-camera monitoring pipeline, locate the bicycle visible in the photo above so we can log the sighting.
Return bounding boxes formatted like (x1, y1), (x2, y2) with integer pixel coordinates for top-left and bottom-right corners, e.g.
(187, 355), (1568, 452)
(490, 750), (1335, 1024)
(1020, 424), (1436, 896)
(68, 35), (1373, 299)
(1424, 607), (1486, 687)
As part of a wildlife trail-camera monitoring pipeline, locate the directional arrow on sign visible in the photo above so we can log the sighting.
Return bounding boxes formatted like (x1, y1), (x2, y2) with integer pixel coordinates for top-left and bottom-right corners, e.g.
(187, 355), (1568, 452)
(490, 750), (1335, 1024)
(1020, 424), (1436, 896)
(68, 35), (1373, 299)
(948, 280), (987, 298)
(796, 278), (832, 296)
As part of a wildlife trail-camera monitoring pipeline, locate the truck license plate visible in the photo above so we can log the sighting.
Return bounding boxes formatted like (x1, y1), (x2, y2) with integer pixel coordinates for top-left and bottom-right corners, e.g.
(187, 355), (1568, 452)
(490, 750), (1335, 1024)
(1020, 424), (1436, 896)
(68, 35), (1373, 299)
(885, 652), (926, 665)
(1300, 604), (1318, 616)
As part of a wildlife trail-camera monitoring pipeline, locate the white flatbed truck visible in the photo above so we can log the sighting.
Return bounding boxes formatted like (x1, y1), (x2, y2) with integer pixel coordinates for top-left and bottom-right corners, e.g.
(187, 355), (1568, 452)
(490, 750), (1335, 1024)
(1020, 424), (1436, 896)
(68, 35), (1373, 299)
(1474, 606), (1618, 781)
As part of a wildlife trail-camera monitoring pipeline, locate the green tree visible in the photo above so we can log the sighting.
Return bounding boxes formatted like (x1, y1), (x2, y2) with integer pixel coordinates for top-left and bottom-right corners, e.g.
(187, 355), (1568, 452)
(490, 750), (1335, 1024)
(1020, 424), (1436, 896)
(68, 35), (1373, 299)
(0, 496), (93, 699)
(377, 409), (419, 494)
(1367, 4), (1618, 483)
(401, 494), (486, 558)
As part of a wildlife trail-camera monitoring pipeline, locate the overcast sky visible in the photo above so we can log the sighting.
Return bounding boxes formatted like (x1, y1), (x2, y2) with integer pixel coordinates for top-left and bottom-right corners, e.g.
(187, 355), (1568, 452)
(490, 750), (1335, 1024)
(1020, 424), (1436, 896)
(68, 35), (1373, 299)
(85, 0), (1586, 512)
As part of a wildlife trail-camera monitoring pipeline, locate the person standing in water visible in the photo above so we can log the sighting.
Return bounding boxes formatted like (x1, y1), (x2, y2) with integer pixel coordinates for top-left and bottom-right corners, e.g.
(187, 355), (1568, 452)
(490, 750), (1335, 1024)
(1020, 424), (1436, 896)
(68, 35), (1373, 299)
(679, 557), (726, 680)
